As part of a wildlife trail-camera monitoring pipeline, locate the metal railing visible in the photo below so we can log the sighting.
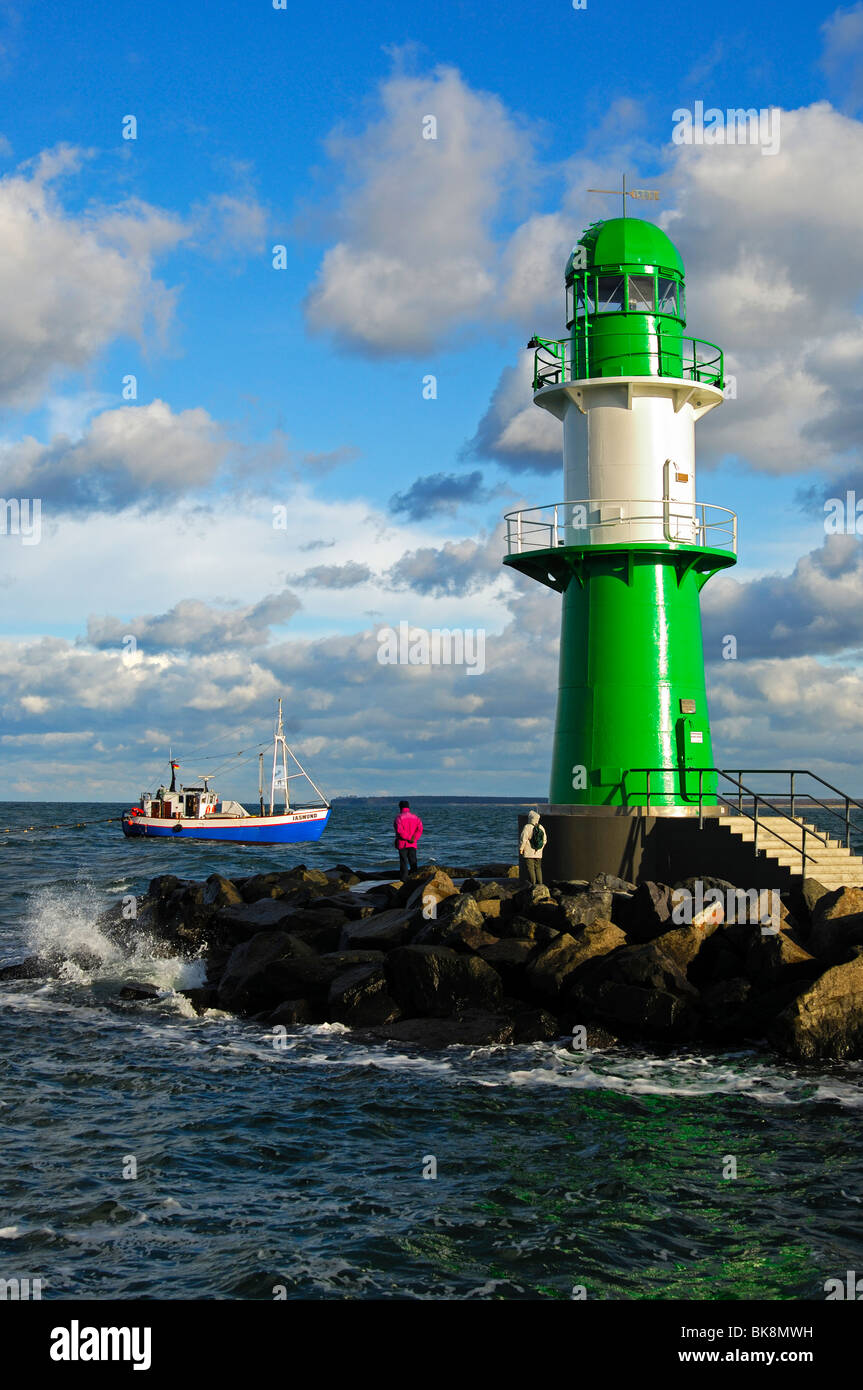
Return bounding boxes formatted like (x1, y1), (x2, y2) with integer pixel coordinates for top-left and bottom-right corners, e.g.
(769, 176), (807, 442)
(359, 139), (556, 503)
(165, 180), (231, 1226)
(724, 770), (863, 851)
(631, 767), (833, 871)
(504, 499), (738, 557)
(531, 333), (724, 391)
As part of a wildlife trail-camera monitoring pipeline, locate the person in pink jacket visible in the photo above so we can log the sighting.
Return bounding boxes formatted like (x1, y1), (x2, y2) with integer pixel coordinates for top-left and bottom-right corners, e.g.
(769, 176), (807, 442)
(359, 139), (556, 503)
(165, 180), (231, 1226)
(393, 799), (423, 876)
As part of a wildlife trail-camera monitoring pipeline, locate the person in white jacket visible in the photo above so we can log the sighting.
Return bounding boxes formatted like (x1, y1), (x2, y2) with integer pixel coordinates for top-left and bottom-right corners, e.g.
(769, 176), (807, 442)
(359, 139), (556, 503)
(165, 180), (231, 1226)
(519, 810), (546, 885)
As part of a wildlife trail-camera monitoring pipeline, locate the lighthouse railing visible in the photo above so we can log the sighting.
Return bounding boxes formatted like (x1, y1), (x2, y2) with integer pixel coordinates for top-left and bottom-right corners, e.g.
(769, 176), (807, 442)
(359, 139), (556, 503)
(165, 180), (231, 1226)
(504, 500), (737, 555)
(723, 769), (863, 851)
(530, 334), (724, 390)
(634, 766), (832, 869)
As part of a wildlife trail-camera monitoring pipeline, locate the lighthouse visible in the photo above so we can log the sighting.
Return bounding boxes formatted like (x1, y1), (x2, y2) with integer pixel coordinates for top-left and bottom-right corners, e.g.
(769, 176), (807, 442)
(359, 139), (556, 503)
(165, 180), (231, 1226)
(505, 214), (738, 881)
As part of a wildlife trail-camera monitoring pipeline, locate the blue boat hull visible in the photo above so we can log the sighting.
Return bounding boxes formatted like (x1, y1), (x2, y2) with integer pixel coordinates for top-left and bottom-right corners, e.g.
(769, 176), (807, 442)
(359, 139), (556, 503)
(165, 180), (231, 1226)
(122, 809), (331, 844)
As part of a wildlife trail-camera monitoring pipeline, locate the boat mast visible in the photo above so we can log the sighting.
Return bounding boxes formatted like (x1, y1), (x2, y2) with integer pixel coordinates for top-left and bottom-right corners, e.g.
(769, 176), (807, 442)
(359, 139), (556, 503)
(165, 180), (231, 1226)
(270, 697), (289, 815)
(259, 752), (264, 817)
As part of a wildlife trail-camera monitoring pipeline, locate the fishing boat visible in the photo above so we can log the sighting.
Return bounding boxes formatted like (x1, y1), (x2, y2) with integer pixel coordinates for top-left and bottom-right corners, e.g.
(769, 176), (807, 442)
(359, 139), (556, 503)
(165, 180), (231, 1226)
(121, 700), (331, 843)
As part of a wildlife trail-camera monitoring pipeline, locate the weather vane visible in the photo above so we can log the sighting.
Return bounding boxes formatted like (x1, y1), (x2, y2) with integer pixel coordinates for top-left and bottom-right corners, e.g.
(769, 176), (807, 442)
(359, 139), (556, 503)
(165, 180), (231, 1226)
(586, 173), (660, 218)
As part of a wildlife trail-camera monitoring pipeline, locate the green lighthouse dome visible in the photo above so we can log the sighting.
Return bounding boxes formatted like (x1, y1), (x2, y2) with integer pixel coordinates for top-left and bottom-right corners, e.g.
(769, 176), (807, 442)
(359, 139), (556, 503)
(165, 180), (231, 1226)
(564, 216), (692, 380)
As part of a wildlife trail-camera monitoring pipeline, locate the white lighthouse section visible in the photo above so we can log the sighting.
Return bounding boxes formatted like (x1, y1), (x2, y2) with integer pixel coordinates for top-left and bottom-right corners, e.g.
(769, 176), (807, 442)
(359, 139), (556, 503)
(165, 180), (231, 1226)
(535, 377), (724, 547)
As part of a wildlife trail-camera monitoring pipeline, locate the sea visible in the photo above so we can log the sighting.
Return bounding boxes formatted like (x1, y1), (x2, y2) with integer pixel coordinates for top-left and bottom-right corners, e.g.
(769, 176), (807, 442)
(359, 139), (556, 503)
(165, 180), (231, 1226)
(1, 798), (863, 1302)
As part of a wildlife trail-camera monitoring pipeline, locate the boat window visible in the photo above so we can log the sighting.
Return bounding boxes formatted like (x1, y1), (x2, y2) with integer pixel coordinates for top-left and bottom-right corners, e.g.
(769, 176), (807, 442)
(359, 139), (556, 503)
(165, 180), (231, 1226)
(657, 277), (678, 314)
(566, 280), (574, 324)
(596, 276), (625, 313)
(628, 275), (655, 311)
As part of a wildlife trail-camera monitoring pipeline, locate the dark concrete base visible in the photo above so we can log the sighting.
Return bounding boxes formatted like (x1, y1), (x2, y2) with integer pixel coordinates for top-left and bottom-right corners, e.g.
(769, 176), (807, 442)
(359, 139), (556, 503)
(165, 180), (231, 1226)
(520, 808), (796, 892)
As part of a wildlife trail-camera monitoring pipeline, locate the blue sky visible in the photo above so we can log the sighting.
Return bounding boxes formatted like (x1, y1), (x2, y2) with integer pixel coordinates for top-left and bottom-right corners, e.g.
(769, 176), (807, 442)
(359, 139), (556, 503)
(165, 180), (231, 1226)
(1, 0), (862, 798)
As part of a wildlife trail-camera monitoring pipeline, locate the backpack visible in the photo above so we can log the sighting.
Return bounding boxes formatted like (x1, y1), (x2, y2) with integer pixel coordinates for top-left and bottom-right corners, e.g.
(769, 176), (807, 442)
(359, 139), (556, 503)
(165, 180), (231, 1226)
(531, 823), (546, 851)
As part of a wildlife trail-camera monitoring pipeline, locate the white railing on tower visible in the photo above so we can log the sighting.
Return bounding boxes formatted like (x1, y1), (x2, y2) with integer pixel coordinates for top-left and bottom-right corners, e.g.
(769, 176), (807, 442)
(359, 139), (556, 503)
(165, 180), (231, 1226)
(504, 500), (738, 556)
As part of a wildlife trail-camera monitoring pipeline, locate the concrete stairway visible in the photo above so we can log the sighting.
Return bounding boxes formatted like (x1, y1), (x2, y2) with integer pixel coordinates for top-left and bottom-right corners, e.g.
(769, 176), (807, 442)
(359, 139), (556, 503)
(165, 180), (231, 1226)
(717, 814), (863, 890)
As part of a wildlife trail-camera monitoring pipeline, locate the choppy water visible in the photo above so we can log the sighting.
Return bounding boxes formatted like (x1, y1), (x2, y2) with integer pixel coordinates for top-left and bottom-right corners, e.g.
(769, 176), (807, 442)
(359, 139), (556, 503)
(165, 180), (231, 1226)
(1, 800), (863, 1300)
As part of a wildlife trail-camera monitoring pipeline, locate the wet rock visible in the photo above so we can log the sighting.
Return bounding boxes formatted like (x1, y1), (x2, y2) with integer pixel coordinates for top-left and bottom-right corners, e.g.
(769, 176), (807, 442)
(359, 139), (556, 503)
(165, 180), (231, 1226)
(586, 941), (697, 998)
(770, 949), (863, 1060)
(591, 982), (698, 1039)
(478, 939), (535, 992)
(214, 898), (301, 941)
(201, 874), (244, 909)
(0, 955), (52, 980)
(742, 931), (821, 989)
(358, 1010), (515, 1048)
(617, 881), (674, 943)
(527, 921), (626, 998)
(216, 931), (318, 1013)
(178, 986), (218, 1014)
(511, 1007), (561, 1043)
(118, 981), (161, 1001)
(341, 908), (419, 951)
(265, 999), (316, 1027)
(808, 887), (863, 960)
(386, 945), (503, 1018)
(328, 964), (401, 1027)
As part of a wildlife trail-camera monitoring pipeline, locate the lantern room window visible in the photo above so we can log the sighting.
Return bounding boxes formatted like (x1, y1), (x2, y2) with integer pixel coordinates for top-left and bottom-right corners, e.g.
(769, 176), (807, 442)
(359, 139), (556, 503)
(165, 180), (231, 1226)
(596, 276), (625, 313)
(657, 277), (678, 315)
(628, 275), (655, 311)
(566, 280), (574, 324)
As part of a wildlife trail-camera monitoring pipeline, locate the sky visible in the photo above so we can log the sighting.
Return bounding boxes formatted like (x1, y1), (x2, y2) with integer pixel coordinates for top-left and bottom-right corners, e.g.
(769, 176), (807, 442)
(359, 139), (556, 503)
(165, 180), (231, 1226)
(1, 0), (863, 799)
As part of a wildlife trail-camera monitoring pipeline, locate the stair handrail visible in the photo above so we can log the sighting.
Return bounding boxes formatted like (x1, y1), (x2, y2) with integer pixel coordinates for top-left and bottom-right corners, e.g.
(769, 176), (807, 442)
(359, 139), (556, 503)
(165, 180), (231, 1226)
(725, 769), (863, 850)
(632, 766), (829, 867)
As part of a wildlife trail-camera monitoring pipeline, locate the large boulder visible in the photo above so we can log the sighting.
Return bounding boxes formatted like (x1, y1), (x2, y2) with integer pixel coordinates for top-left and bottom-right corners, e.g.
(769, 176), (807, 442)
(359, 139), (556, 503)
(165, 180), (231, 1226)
(644, 917), (724, 978)
(201, 874), (244, 909)
(478, 939), (535, 993)
(741, 931), (821, 989)
(328, 964), (401, 1027)
(590, 981), (698, 1039)
(495, 913), (556, 944)
(403, 867), (457, 914)
(770, 949), (863, 1060)
(556, 890), (614, 932)
(308, 891), (377, 921)
(618, 881), (674, 943)
(214, 898), (302, 940)
(808, 888), (863, 960)
(341, 908), (420, 951)
(386, 945), (503, 1017)
(217, 931), (317, 1013)
(396, 867), (455, 909)
(526, 921), (627, 999)
(240, 873), (309, 905)
(415, 895), (498, 952)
